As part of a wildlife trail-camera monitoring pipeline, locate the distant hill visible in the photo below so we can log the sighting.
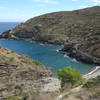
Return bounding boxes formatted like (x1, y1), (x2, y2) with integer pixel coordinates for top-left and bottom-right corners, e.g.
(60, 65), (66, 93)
(0, 6), (100, 65)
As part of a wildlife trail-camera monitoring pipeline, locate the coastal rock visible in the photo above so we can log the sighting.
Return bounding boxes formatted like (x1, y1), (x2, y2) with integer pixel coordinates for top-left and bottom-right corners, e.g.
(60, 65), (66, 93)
(0, 6), (100, 65)
(62, 41), (100, 65)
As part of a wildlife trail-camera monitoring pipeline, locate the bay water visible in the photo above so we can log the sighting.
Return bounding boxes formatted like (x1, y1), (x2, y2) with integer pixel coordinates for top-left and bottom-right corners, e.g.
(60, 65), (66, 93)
(0, 22), (95, 74)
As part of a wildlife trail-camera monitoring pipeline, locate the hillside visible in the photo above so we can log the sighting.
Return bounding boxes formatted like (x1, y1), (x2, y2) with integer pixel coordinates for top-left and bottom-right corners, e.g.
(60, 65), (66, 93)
(0, 6), (100, 65)
(59, 76), (100, 100)
(0, 46), (53, 99)
(0, 47), (100, 100)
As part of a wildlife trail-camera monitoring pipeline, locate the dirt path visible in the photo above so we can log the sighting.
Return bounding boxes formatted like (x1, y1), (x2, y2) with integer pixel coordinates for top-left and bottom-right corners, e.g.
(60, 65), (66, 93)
(57, 85), (83, 100)
(42, 77), (61, 92)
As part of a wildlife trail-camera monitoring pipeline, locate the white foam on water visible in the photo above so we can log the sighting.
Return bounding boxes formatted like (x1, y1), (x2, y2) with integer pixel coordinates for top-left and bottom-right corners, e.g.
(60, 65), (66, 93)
(63, 54), (78, 63)
(72, 58), (78, 63)
(64, 54), (69, 58)
(40, 43), (44, 45)
(56, 49), (59, 52)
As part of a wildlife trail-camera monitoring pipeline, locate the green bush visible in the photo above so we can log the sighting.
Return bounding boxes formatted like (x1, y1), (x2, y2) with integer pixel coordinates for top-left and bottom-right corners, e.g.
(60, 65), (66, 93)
(58, 67), (84, 88)
(7, 96), (21, 100)
(15, 85), (23, 90)
(32, 60), (42, 65)
(9, 57), (14, 61)
(83, 76), (100, 88)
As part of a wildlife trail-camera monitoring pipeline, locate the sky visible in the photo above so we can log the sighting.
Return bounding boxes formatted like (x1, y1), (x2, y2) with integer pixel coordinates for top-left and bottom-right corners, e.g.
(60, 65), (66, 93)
(0, 0), (100, 22)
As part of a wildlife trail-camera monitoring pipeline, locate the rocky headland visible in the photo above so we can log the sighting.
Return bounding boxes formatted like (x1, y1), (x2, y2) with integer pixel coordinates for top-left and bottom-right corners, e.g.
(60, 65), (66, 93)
(0, 6), (100, 65)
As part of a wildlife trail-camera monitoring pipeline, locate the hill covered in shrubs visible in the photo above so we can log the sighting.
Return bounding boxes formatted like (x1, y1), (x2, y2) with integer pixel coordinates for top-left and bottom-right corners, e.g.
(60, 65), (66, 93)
(1, 6), (100, 65)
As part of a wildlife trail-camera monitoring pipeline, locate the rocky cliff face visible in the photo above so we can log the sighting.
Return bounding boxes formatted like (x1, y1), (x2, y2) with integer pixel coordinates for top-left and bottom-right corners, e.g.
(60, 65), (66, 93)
(0, 46), (52, 99)
(0, 6), (100, 65)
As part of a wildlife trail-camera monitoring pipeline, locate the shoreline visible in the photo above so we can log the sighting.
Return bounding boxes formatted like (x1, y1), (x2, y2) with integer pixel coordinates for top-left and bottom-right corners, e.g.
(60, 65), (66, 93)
(0, 38), (100, 80)
(83, 66), (100, 79)
(0, 38), (100, 66)
(42, 66), (100, 92)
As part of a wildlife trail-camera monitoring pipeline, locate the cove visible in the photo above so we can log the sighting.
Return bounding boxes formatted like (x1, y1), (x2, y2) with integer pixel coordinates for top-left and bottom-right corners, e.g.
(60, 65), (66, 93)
(0, 39), (95, 74)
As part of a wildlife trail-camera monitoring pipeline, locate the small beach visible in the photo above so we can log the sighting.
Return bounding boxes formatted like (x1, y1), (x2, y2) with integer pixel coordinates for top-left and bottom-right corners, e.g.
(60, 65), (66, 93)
(83, 66), (100, 79)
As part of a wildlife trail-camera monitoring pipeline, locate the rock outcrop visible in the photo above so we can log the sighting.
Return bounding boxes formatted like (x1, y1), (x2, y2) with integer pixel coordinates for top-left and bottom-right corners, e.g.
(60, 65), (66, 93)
(0, 6), (100, 65)
(0, 46), (53, 99)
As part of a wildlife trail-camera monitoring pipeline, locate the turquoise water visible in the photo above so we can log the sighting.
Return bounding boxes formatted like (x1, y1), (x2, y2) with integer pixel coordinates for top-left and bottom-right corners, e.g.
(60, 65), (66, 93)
(0, 22), (95, 75)
(0, 39), (95, 74)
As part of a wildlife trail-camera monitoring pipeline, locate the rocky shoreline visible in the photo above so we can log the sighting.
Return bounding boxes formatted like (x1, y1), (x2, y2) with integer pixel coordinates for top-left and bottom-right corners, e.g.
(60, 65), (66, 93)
(0, 46), (100, 100)
(0, 37), (100, 66)
(61, 42), (100, 65)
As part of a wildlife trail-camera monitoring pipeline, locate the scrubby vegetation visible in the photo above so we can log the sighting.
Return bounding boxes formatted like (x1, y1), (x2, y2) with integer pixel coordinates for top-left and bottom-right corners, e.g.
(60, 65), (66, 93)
(83, 76), (100, 88)
(7, 96), (21, 100)
(61, 76), (100, 100)
(58, 67), (84, 88)
(1, 6), (100, 65)
(32, 60), (42, 66)
(0, 46), (52, 100)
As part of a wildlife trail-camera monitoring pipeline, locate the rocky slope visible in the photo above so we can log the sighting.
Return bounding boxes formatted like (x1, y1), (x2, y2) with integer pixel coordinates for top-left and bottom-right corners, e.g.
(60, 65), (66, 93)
(0, 46), (53, 99)
(60, 76), (100, 100)
(0, 6), (100, 65)
(0, 46), (100, 100)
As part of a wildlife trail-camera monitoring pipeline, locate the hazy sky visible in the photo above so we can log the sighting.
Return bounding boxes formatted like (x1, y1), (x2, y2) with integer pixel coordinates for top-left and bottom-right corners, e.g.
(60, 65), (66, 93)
(0, 0), (100, 22)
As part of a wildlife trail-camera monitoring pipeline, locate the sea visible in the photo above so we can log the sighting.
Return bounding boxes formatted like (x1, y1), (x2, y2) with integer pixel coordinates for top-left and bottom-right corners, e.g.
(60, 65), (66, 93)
(0, 22), (96, 75)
